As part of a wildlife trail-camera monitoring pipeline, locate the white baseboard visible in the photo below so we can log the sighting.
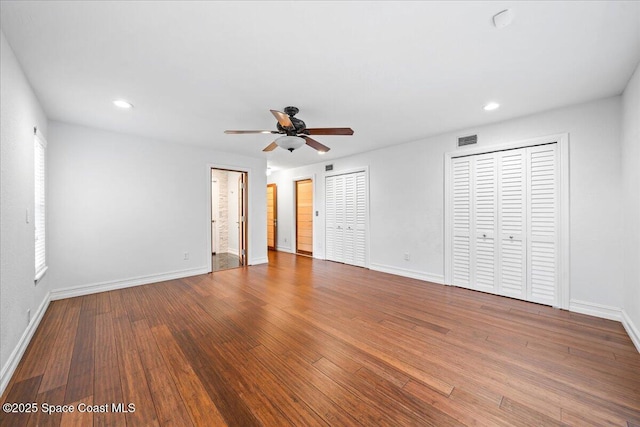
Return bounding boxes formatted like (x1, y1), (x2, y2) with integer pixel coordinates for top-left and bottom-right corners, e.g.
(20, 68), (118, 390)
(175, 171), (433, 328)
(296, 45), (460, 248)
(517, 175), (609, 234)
(569, 299), (622, 321)
(622, 309), (640, 353)
(0, 292), (50, 395)
(369, 263), (445, 285)
(250, 257), (269, 265)
(276, 246), (293, 253)
(50, 267), (209, 301)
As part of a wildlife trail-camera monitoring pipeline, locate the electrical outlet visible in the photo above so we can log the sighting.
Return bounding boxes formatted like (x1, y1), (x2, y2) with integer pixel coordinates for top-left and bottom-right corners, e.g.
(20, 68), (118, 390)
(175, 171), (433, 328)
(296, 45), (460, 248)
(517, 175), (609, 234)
(403, 252), (410, 261)
(184, 252), (189, 260)
(27, 309), (31, 325)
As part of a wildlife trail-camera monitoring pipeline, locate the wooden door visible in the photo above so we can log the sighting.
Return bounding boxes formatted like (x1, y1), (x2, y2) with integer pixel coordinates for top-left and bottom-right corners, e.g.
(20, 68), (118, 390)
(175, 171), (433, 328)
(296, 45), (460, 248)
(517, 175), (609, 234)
(238, 173), (248, 266)
(296, 179), (313, 255)
(267, 184), (277, 250)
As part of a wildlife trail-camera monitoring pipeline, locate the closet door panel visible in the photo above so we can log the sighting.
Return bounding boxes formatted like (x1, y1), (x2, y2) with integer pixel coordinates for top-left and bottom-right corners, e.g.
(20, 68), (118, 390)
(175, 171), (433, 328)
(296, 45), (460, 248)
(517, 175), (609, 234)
(343, 174), (356, 264)
(452, 157), (473, 289)
(498, 150), (526, 298)
(473, 154), (498, 292)
(325, 176), (336, 261)
(354, 172), (367, 267)
(527, 145), (558, 305)
(334, 175), (345, 262)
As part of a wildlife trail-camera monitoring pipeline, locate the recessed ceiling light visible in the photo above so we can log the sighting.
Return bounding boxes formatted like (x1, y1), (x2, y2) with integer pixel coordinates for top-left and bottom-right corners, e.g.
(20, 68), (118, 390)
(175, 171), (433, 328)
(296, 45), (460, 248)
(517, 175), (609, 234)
(318, 150), (327, 155)
(484, 102), (500, 111)
(113, 99), (133, 109)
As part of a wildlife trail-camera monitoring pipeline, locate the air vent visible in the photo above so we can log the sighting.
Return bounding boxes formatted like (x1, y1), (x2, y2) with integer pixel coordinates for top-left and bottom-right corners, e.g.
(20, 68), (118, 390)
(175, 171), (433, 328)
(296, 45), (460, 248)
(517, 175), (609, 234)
(458, 134), (478, 147)
(325, 164), (334, 171)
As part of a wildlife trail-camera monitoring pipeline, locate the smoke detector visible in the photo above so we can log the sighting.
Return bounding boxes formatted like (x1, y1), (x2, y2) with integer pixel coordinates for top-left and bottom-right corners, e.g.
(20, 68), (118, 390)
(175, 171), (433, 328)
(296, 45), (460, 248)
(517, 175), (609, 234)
(493, 9), (514, 29)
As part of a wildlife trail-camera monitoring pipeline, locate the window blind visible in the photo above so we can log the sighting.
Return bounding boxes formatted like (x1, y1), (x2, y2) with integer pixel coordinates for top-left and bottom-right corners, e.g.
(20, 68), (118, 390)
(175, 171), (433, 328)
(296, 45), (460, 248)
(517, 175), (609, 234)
(34, 128), (47, 280)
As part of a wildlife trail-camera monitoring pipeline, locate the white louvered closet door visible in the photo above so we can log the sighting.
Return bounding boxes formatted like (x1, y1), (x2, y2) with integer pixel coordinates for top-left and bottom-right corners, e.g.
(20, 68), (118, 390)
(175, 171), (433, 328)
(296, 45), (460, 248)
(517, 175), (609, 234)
(343, 174), (356, 265)
(334, 175), (346, 262)
(325, 171), (368, 267)
(325, 176), (336, 261)
(527, 145), (559, 305)
(451, 157), (473, 289)
(353, 171), (367, 267)
(473, 153), (498, 293)
(497, 150), (527, 299)
(450, 144), (559, 305)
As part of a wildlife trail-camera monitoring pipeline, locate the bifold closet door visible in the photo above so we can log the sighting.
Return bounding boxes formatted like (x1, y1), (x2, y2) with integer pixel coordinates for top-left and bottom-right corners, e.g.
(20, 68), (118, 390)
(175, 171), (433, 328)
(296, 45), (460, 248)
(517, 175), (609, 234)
(325, 171), (367, 267)
(497, 149), (527, 299)
(450, 144), (559, 306)
(474, 153), (498, 293)
(527, 144), (558, 305)
(452, 157), (473, 289)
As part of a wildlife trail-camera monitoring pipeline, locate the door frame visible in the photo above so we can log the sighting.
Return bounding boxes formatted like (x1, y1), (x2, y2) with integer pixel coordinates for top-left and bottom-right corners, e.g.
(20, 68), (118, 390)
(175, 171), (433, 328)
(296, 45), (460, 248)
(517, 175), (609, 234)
(207, 165), (251, 273)
(211, 177), (220, 255)
(443, 133), (570, 309)
(267, 183), (277, 251)
(238, 172), (248, 266)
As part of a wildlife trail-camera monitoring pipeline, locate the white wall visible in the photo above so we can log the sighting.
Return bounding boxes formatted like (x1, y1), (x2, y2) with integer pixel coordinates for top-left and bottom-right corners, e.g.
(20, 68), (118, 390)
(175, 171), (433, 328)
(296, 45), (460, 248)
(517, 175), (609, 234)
(269, 96), (625, 314)
(47, 122), (267, 295)
(0, 30), (50, 391)
(621, 61), (640, 349)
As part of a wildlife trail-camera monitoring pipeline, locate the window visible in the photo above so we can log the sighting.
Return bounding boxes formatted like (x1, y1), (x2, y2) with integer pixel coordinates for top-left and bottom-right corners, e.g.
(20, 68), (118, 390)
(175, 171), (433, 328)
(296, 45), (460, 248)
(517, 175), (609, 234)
(34, 128), (47, 281)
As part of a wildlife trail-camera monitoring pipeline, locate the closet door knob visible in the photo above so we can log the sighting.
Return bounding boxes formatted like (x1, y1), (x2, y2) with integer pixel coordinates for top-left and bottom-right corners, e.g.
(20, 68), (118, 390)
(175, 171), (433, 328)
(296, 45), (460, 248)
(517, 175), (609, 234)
(509, 235), (514, 239)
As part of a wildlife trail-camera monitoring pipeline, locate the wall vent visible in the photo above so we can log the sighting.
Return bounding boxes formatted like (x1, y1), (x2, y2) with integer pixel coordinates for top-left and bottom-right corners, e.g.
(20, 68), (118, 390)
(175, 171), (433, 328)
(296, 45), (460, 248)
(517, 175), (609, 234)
(458, 134), (478, 147)
(325, 164), (334, 171)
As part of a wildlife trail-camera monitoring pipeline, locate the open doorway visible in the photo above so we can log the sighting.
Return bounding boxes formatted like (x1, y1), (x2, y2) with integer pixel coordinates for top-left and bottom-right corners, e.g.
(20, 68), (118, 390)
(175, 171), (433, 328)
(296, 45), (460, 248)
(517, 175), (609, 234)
(211, 168), (248, 272)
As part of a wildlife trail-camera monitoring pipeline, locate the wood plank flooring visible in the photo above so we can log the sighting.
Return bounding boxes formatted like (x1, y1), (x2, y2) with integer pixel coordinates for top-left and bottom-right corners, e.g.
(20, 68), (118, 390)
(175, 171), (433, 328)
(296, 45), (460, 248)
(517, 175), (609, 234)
(2, 251), (639, 426)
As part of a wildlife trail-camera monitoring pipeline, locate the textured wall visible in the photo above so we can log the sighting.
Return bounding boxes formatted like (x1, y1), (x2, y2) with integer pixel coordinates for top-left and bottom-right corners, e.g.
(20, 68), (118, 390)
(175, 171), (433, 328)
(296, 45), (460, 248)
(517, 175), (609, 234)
(621, 61), (640, 345)
(47, 122), (267, 292)
(0, 30), (49, 388)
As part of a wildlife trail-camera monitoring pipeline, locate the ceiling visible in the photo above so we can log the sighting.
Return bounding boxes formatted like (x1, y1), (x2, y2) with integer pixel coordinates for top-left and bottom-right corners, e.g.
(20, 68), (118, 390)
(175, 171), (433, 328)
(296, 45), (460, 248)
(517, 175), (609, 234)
(1, 1), (639, 170)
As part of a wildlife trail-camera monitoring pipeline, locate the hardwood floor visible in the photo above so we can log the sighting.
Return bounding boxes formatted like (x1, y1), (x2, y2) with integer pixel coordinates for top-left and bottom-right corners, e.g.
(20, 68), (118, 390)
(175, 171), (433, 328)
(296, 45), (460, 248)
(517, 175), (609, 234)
(2, 251), (639, 426)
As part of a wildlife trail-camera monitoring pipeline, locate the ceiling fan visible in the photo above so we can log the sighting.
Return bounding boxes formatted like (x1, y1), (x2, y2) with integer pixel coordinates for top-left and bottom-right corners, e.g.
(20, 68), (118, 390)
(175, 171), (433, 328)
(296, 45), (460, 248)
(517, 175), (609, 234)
(224, 106), (354, 153)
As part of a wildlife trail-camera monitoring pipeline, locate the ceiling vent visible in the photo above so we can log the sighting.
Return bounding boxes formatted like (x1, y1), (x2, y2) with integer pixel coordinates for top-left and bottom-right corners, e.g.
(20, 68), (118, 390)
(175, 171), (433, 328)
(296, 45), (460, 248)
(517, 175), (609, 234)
(458, 134), (478, 147)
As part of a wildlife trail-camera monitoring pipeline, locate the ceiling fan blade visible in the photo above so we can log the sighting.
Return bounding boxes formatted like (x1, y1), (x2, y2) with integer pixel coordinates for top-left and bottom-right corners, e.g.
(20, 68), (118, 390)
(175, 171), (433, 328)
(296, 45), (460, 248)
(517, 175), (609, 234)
(305, 127), (354, 135)
(302, 136), (331, 153)
(270, 110), (294, 128)
(225, 130), (278, 134)
(263, 141), (278, 152)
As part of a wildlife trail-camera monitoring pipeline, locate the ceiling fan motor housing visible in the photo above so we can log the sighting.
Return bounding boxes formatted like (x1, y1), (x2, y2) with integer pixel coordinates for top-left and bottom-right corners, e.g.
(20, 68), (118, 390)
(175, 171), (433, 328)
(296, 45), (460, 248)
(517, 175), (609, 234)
(277, 116), (306, 135)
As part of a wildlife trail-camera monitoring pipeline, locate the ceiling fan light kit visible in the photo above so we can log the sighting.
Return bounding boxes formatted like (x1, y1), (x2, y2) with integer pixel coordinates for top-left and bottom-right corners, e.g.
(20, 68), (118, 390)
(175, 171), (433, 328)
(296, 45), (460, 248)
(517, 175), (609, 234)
(225, 106), (354, 153)
(276, 135), (305, 152)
